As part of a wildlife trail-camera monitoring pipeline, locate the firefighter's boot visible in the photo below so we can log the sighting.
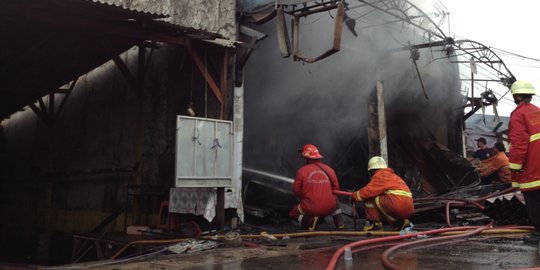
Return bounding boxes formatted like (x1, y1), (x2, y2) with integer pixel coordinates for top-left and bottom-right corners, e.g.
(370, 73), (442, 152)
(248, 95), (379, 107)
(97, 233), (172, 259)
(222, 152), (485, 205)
(333, 213), (345, 230)
(363, 220), (383, 232)
(301, 215), (319, 231)
(394, 219), (413, 232)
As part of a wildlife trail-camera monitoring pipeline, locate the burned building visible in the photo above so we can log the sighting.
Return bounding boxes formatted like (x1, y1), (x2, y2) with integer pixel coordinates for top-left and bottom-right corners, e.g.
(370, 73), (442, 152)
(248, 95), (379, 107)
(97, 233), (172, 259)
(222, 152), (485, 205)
(243, 1), (465, 204)
(0, 0), (242, 265)
(0, 0), (525, 268)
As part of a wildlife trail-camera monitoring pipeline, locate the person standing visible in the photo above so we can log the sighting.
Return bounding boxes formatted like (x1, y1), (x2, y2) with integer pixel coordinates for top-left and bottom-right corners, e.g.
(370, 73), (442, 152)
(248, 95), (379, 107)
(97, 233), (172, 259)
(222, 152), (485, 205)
(289, 144), (344, 230)
(508, 80), (540, 242)
(351, 156), (414, 231)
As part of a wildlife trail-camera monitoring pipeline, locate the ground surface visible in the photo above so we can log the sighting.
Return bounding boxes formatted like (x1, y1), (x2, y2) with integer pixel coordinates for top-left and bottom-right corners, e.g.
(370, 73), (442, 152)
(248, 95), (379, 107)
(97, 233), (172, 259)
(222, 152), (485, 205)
(53, 232), (540, 270)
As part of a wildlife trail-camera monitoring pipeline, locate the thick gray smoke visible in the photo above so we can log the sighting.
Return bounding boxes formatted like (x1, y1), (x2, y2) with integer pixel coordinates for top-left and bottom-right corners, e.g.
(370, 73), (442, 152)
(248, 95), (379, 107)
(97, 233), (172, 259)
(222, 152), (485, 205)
(244, 3), (461, 190)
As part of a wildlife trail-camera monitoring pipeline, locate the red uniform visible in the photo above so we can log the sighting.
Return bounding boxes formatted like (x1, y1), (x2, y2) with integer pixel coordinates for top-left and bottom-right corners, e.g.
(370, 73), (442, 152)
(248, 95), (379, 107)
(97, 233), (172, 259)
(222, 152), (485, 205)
(509, 101), (540, 233)
(352, 168), (413, 224)
(290, 160), (339, 217)
(508, 102), (540, 191)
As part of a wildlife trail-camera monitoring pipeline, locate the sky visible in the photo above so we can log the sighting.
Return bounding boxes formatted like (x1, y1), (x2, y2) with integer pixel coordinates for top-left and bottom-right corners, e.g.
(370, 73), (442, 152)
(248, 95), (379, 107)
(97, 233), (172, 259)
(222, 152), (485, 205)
(418, 0), (540, 116)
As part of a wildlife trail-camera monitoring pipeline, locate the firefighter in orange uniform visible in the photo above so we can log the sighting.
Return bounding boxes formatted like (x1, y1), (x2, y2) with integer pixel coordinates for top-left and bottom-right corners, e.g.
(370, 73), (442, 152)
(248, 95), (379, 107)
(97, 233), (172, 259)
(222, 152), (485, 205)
(352, 156), (413, 231)
(508, 80), (540, 242)
(289, 144), (344, 230)
(479, 142), (511, 185)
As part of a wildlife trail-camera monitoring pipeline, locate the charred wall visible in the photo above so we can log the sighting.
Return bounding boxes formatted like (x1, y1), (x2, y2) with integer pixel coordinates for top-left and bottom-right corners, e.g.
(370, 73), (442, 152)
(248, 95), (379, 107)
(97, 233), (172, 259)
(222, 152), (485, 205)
(0, 42), (228, 264)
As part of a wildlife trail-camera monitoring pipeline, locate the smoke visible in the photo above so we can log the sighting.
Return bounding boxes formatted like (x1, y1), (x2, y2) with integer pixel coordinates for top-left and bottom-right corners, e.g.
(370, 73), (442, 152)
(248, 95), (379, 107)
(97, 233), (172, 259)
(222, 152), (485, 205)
(243, 2), (462, 190)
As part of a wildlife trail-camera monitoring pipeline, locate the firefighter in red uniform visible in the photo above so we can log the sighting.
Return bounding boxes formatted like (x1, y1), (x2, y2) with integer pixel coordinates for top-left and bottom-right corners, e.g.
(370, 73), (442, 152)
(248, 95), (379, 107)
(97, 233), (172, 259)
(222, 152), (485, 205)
(289, 144), (344, 230)
(352, 156), (414, 231)
(508, 80), (540, 243)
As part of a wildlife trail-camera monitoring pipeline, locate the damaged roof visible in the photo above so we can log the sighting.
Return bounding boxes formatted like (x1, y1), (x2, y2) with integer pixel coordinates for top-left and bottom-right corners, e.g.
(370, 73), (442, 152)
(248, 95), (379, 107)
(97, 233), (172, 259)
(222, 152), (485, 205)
(86, 0), (171, 16)
(0, 0), (233, 120)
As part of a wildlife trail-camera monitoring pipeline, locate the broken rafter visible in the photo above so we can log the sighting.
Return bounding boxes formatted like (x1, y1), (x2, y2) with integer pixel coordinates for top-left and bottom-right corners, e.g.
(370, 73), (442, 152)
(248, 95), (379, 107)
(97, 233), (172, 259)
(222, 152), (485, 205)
(356, 0), (447, 40)
(293, 1), (344, 63)
(29, 79), (78, 126)
(112, 55), (138, 94)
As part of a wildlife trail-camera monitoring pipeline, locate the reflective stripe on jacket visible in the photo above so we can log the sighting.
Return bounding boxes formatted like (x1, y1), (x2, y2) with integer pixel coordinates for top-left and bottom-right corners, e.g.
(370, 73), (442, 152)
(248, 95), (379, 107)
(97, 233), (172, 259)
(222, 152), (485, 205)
(353, 168), (412, 201)
(353, 168), (414, 221)
(509, 102), (540, 191)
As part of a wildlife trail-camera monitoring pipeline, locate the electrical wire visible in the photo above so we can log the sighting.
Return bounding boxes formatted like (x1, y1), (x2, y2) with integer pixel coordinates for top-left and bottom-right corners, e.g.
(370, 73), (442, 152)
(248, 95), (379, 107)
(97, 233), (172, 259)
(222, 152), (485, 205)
(491, 47), (540, 63)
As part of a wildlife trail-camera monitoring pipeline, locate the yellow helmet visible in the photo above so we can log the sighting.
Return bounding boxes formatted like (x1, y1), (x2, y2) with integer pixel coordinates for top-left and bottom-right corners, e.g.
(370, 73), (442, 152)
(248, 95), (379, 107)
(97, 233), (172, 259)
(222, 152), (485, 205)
(367, 156), (387, 171)
(511, 80), (535, 95)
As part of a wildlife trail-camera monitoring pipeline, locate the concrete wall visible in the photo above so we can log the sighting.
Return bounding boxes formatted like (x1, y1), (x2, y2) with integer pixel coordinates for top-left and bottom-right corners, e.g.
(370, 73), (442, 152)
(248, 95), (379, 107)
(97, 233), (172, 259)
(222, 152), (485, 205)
(0, 42), (227, 264)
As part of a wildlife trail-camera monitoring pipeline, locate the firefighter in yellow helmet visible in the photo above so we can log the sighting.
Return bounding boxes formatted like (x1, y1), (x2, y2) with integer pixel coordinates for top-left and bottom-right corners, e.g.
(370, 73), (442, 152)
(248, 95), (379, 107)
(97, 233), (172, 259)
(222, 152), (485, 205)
(508, 80), (540, 243)
(351, 156), (414, 231)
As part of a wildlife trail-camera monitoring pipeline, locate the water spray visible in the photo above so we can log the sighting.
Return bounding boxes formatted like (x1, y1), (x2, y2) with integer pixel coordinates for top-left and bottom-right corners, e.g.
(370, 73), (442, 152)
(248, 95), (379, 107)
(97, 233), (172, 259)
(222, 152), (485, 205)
(243, 167), (295, 184)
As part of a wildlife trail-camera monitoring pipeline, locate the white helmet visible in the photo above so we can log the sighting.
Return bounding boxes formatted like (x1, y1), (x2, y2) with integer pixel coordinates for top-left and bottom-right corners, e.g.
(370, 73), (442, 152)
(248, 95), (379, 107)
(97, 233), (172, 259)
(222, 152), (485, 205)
(367, 156), (387, 171)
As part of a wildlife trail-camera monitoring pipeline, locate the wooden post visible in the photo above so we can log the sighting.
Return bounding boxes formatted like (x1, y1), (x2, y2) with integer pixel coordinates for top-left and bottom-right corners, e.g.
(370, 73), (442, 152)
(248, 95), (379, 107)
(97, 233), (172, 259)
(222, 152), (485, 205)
(133, 45), (146, 224)
(367, 80), (388, 162)
(215, 48), (230, 228)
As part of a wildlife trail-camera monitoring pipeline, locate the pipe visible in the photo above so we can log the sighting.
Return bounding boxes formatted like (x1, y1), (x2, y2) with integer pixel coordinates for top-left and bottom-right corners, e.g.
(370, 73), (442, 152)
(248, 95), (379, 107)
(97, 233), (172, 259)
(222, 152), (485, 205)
(381, 227), (487, 270)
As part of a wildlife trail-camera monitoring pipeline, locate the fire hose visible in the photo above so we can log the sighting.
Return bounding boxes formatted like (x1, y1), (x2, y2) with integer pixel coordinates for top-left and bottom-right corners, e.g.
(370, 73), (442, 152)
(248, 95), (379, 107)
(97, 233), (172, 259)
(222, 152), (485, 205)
(380, 226), (487, 270)
(325, 225), (533, 270)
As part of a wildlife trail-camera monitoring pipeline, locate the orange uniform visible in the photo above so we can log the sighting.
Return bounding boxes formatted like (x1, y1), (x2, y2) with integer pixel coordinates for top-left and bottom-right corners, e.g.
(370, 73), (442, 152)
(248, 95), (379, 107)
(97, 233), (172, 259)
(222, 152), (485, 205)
(352, 168), (413, 223)
(480, 151), (511, 183)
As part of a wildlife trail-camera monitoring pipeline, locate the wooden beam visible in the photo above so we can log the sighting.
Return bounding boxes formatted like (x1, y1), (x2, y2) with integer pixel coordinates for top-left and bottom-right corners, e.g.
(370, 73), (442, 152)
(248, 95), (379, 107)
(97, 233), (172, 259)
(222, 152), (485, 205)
(53, 78), (78, 122)
(376, 81), (388, 162)
(367, 81), (388, 162)
(186, 44), (223, 105)
(29, 103), (49, 125)
(112, 55), (138, 94)
(49, 92), (55, 118)
(220, 48), (229, 119)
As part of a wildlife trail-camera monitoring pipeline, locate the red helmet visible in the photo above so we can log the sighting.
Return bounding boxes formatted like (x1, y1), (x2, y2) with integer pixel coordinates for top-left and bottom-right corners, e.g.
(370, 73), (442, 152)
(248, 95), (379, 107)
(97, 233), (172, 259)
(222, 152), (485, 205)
(301, 144), (323, 159)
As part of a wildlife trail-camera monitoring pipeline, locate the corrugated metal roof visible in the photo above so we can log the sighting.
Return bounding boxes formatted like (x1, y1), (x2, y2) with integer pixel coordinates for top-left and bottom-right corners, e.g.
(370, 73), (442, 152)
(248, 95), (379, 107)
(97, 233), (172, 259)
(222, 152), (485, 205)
(87, 0), (236, 40)
(87, 0), (170, 17)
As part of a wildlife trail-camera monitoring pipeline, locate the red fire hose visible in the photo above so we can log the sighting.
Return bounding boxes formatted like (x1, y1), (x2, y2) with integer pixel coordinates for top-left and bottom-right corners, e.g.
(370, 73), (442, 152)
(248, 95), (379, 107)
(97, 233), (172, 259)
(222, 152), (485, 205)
(332, 190), (353, 196)
(381, 226), (488, 270)
(325, 226), (484, 270)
